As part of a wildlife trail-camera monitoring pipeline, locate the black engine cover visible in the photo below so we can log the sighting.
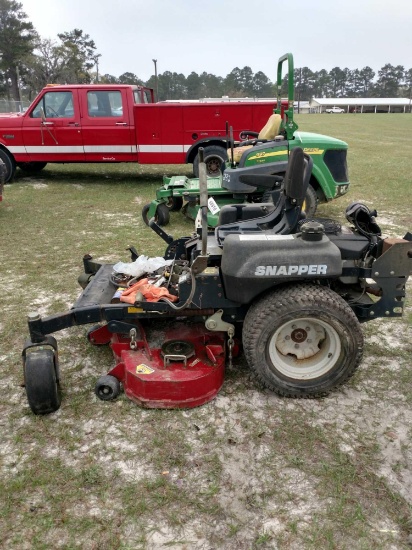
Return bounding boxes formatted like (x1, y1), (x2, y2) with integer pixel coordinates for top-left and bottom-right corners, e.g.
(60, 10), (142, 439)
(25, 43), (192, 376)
(221, 233), (342, 303)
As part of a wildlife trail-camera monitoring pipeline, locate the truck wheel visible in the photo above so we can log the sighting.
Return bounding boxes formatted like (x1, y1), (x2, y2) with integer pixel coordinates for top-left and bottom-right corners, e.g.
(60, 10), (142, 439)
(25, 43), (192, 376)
(243, 284), (363, 398)
(24, 349), (61, 415)
(95, 375), (121, 401)
(303, 184), (317, 218)
(17, 161), (47, 174)
(193, 145), (227, 177)
(142, 203), (170, 226)
(0, 149), (16, 183)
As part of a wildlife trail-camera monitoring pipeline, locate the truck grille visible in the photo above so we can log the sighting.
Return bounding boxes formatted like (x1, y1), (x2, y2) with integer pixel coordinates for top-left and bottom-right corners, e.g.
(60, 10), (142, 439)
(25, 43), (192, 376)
(323, 150), (348, 183)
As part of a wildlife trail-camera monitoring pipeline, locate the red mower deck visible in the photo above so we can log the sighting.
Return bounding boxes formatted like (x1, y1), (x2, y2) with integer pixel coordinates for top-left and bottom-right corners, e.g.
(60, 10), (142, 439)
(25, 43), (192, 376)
(90, 322), (226, 409)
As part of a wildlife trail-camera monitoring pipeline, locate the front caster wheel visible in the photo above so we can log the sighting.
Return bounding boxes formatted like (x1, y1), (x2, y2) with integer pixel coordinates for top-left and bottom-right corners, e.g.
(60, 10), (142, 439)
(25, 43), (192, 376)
(142, 203), (170, 226)
(95, 375), (121, 401)
(24, 349), (61, 414)
(243, 284), (364, 398)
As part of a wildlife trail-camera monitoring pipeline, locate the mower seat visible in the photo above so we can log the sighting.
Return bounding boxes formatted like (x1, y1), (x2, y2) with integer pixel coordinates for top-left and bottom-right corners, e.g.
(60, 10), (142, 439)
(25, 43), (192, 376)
(215, 147), (313, 245)
(227, 113), (282, 163)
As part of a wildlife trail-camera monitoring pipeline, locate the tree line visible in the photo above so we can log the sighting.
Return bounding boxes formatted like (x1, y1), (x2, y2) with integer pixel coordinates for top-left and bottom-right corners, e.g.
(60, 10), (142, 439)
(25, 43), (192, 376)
(1, 0), (411, 104)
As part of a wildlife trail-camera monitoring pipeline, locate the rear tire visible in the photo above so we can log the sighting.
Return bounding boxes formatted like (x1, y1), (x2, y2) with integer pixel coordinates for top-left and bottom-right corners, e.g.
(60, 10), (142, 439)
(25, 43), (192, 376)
(303, 184), (318, 218)
(243, 284), (363, 397)
(0, 149), (16, 183)
(24, 349), (61, 414)
(193, 145), (227, 177)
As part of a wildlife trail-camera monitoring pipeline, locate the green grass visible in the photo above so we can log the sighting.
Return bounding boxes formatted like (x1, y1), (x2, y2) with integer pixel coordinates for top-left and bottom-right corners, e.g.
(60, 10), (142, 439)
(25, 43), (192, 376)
(296, 114), (412, 227)
(0, 114), (411, 549)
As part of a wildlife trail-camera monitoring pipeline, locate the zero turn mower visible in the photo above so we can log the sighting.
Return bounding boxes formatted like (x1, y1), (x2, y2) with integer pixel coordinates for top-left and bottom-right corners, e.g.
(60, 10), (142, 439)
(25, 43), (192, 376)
(22, 148), (412, 414)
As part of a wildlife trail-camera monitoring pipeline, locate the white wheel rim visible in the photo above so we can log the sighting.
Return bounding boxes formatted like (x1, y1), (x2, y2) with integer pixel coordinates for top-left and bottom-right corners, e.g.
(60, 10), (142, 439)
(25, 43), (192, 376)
(268, 317), (341, 380)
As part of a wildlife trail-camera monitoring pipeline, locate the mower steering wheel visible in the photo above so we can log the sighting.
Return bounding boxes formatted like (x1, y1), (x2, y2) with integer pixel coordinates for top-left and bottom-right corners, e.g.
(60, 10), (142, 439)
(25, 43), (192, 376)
(240, 130), (259, 141)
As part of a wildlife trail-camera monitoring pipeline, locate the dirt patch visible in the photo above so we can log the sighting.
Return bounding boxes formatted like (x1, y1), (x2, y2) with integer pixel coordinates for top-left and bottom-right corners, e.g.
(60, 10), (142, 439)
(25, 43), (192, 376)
(1, 161), (411, 549)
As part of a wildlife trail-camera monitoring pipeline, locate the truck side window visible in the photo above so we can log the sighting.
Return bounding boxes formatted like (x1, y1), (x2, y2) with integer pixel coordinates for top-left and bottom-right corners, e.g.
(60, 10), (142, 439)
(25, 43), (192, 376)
(133, 89), (152, 104)
(31, 91), (74, 118)
(87, 91), (123, 117)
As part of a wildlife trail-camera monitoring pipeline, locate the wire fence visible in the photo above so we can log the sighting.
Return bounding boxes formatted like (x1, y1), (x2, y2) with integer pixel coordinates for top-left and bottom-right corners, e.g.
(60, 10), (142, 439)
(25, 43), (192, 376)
(0, 98), (30, 113)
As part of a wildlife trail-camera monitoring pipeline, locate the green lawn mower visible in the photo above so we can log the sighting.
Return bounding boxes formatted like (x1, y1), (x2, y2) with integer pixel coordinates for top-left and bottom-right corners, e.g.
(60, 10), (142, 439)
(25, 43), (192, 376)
(142, 53), (350, 228)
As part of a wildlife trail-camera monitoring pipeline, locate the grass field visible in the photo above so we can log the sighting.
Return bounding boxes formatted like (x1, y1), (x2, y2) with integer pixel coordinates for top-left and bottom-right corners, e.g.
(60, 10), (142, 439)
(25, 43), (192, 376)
(0, 114), (411, 549)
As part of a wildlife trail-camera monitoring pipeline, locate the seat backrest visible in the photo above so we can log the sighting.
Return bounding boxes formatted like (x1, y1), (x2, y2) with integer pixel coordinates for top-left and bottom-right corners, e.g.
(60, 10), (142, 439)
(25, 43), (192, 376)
(283, 147), (313, 204)
(215, 147), (313, 245)
(227, 114), (282, 163)
(257, 113), (282, 140)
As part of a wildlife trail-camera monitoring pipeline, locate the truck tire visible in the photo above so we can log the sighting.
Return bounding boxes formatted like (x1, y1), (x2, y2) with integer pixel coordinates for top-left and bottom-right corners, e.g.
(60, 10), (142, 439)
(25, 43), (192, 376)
(243, 284), (363, 398)
(303, 184), (317, 218)
(0, 149), (16, 183)
(193, 145), (227, 177)
(142, 202), (170, 226)
(17, 161), (48, 175)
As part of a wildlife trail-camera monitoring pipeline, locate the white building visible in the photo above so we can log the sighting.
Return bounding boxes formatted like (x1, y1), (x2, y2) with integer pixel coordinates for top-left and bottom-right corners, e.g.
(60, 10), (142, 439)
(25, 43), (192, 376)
(310, 97), (411, 113)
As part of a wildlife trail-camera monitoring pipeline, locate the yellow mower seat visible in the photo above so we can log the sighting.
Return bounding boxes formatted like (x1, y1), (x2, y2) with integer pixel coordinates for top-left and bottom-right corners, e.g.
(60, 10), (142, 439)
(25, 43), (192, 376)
(228, 113), (282, 163)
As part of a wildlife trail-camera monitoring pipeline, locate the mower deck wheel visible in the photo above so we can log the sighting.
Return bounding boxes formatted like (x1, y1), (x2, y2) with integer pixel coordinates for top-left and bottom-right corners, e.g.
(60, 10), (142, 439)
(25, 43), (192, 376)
(95, 375), (121, 401)
(24, 349), (61, 415)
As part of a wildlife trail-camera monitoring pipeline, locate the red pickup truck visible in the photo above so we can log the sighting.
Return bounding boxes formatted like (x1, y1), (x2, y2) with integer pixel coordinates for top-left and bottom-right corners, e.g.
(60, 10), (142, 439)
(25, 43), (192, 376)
(0, 84), (276, 189)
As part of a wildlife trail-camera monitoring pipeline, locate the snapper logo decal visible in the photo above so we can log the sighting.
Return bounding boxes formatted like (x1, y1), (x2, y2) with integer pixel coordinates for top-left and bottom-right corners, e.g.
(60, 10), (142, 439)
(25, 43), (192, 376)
(255, 264), (328, 276)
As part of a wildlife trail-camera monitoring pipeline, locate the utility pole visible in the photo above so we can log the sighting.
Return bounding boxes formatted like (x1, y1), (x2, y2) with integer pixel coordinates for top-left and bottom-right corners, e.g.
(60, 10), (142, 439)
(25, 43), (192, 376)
(15, 65), (22, 109)
(297, 67), (302, 114)
(152, 59), (158, 102)
(94, 54), (101, 83)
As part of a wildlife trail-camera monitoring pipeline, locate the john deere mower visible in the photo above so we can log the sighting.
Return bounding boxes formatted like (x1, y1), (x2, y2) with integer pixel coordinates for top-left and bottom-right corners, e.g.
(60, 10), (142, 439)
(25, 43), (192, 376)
(142, 53), (351, 228)
(22, 147), (411, 415)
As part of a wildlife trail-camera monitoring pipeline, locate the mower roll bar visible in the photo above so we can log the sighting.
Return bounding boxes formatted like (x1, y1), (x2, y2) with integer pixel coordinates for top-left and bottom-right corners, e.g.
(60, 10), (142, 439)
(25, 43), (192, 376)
(276, 53), (298, 140)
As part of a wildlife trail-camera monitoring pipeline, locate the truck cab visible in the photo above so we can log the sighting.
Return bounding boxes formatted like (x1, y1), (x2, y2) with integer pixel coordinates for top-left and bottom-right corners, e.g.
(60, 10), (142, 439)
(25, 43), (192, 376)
(0, 84), (154, 182)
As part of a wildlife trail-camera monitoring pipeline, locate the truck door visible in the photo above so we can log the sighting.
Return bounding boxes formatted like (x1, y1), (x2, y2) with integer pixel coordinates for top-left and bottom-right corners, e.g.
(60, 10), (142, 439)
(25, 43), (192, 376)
(80, 89), (134, 161)
(22, 89), (84, 161)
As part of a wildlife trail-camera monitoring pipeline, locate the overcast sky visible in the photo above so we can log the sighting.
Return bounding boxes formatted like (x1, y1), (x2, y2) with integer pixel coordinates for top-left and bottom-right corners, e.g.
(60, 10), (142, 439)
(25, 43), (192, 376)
(20, 0), (412, 81)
